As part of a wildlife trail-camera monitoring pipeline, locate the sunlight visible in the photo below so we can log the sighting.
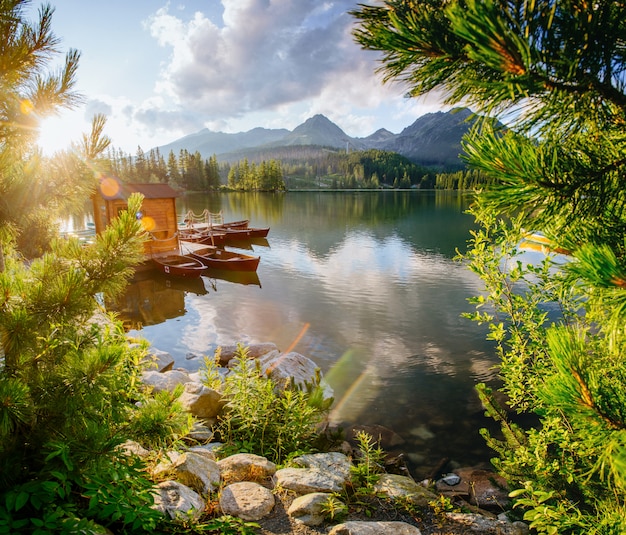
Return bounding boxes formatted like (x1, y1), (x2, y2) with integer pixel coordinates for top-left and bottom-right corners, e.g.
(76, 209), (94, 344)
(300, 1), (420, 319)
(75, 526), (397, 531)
(36, 114), (82, 155)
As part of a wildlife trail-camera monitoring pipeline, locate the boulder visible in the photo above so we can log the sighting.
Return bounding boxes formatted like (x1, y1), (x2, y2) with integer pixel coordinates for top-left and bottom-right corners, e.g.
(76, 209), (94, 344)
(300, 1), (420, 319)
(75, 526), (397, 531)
(328, 521), (422, 534)
(218, 342), (279, 366)
(145, 348), (175, 372)
(373, 474), (437, 507)
(141, 369), (190, 393)
(436, 467), (510, 509)
(287, 492), (337, 526)
(219, 481), (275, 521)
(445, 513), (529, 535)
(178, 382), (224, 418)
(170, 451), (221, 495)
(217, 453), (276, 484)
(258, 351), (334, 400)
(152, 480), (205, 521)
(294, 452), (352, 480)
(117, 440), (150, 458)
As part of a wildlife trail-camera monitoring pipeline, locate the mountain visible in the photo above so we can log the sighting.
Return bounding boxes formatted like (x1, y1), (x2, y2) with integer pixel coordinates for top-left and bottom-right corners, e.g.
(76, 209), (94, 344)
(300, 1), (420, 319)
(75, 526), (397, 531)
(155, 108), (476, 170)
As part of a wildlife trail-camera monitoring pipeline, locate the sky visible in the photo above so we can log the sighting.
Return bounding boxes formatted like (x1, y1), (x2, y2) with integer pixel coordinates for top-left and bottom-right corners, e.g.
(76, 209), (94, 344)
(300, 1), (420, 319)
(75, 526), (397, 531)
(32, 0), (449, 156)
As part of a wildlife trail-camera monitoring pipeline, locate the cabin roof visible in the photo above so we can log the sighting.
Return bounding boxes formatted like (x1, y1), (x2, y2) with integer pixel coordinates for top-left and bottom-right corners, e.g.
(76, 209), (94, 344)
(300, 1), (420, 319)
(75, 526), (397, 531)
(98, 178), (181, 201)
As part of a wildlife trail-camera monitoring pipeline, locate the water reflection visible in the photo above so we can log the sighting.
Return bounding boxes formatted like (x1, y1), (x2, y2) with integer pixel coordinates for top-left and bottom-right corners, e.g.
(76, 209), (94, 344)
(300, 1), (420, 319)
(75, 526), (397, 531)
(111, 191), (497, 477)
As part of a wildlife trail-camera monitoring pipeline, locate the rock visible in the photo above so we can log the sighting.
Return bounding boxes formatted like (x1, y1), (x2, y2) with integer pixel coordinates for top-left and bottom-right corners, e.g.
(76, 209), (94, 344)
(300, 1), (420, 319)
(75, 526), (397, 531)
(436, 468), (510, 509)
(218, 342), (279, 366)
(276, 453), (352, 494)
(141, 369), (190, 393)
(294, 452), (352, 480)
(170, 451), (221, 494)
(287, 492), (336, 526)
(178, 382), (224, 418)
(219, 481), (275, 521)
(217, 453), (276, 484)
(328, 521), (422, 534)
(144, 348), (175, 372)
(187, 445), (218, 460)
(445, 513), (529, 535)
(260, 351), (324, 391)
(373, 474), (437, 507)
(275, 467), (346, 494)
(187, 422), (214, 442)
(152, 480), (205, 521)
(117, 440), (150, 458)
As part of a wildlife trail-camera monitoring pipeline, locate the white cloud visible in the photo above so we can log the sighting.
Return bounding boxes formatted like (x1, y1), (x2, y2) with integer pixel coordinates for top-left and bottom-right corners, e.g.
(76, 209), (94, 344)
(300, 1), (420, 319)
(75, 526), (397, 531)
(145, 1), (387, 126)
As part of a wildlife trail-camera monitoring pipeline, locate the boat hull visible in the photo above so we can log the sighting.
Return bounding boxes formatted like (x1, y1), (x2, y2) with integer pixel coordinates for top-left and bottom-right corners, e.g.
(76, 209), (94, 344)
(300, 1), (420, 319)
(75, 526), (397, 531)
(152, 255), (206, 278)
(188, 246), (260, 272)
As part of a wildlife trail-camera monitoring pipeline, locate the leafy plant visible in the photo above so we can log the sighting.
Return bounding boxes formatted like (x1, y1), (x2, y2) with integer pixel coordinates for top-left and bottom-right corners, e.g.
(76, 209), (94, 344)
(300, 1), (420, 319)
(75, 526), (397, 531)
(210, 344), (332, 464)
(320, 494), (348, 522)
(128, 384), (194, 450)
(349, 431), (385, 492)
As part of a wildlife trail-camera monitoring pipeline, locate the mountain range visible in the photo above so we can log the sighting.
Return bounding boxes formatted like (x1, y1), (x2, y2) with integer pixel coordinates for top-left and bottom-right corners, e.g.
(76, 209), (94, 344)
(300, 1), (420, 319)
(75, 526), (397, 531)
(156, 107), (476, 170)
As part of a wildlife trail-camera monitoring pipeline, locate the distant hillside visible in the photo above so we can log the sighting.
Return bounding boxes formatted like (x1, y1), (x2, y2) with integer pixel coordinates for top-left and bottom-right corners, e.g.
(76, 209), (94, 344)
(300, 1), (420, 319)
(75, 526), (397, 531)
(155, 108), (476, 170)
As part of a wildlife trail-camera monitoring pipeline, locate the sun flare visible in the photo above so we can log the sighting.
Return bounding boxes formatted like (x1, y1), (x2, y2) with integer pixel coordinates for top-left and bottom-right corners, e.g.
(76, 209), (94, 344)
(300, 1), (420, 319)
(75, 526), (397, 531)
(36, 115), (81, 156)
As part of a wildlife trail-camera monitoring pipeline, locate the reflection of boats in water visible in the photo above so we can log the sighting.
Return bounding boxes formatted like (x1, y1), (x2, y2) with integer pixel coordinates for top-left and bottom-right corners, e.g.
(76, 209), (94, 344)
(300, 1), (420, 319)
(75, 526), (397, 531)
(204, 268), (262, 288)
(108, 268), (261, 330)
(108, 272), (208, 329)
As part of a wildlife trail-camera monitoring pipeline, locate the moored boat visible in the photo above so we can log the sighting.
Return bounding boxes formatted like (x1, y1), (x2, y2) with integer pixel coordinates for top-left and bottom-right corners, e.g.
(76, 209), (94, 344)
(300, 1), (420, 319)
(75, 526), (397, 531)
(187, 245), (260, 272)
(179, 228), (228, 246)
(151, 254), (206, 278)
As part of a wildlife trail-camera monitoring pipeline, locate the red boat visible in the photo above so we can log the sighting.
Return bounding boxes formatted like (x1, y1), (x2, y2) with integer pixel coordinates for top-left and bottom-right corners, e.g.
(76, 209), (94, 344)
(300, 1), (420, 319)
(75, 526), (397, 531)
(151, 254), (206, 278)
(218, 226), (270, 240)
(187, 246), (260, 272)
(179, 228), (227, 246)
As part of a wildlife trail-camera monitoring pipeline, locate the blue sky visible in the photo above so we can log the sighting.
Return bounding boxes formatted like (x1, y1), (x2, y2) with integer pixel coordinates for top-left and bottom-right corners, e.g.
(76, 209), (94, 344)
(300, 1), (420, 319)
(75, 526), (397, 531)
(33, 1), (448, 155)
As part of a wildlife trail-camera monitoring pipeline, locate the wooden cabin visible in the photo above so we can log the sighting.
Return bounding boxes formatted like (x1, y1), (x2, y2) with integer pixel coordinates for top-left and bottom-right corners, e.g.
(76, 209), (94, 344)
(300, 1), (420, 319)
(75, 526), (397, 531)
(92, 177), (181, 256)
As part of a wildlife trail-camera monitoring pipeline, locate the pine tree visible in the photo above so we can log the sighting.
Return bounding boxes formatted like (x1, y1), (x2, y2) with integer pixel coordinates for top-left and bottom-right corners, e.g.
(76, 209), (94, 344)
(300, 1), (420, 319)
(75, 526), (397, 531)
(353, 1), (626, 532)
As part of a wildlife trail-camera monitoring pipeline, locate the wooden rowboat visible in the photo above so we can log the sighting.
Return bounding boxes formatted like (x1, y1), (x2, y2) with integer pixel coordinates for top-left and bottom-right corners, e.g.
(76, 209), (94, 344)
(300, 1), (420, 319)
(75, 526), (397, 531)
(218, 226), (270, 240)
(152, 254), (206, 278)
(187, 245), (260, 272)
(179, 229), (228, 246)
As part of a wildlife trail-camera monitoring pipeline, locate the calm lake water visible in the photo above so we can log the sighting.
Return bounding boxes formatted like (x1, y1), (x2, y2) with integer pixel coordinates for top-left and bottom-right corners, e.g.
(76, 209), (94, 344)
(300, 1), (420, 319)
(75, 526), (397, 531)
(110, 190), (499, 477)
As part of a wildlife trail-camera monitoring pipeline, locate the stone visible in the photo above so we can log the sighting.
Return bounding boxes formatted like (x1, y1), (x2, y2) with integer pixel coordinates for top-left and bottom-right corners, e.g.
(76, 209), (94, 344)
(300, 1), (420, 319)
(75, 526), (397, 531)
(287, 492), (336, 526)
(328, 521), (422, 534)
(217, 453), (277, 483)
(275, 467), (346, 494)
(436, 468), (510, 509)
(373, 474), (437, 506)
(294, 452), (352, 481)
(141, 369), (190, 393)
(144, 348), (175, 372)
(218, 342), (279, 366)
(260, 351), (321, 390)
(445, 513), (529, 535)
(178, 382), (224, 418)
(187, 422), (214, 442)
(219, 481), (275, 521)
(152, 480), (205, 521)
(117, 440), (150, 458)
(171, 451), (221, 494)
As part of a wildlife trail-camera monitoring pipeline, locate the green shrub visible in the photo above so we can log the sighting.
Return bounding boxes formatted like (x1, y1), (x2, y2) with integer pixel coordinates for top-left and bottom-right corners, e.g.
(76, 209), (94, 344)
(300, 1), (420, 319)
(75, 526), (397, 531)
(210, 344), (332, 464)
(128, 384), (194, 450)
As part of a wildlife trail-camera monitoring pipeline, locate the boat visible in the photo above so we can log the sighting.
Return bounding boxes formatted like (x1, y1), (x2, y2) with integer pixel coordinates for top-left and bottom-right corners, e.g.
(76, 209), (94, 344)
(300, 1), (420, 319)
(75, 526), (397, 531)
(180, 210), (269, 240)
(186, 245), (260, 272)
(179, 228), (228, 246)
(218, 226), (271, 240)
(151, 254), (206, 278)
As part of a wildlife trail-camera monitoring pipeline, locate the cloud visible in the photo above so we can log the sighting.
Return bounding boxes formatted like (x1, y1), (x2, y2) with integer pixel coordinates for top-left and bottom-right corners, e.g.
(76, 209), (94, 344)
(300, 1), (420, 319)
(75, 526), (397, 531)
(145, 1), (382, 124)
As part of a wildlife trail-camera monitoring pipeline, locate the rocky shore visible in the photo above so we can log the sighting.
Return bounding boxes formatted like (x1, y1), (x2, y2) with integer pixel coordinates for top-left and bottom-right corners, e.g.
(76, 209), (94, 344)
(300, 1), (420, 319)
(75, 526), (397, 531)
(136, 342), (529, 535)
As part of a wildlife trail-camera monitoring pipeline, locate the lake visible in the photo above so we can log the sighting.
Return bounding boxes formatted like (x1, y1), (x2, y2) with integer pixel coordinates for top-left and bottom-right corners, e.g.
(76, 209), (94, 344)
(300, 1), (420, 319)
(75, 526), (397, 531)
(110, 190), (499, 478)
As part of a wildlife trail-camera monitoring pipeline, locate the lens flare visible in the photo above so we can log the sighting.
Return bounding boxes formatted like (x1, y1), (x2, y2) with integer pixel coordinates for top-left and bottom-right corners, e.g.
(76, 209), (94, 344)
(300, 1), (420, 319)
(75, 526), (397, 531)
(141, 216), (156, 231)
(99, 177), (120, 197)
